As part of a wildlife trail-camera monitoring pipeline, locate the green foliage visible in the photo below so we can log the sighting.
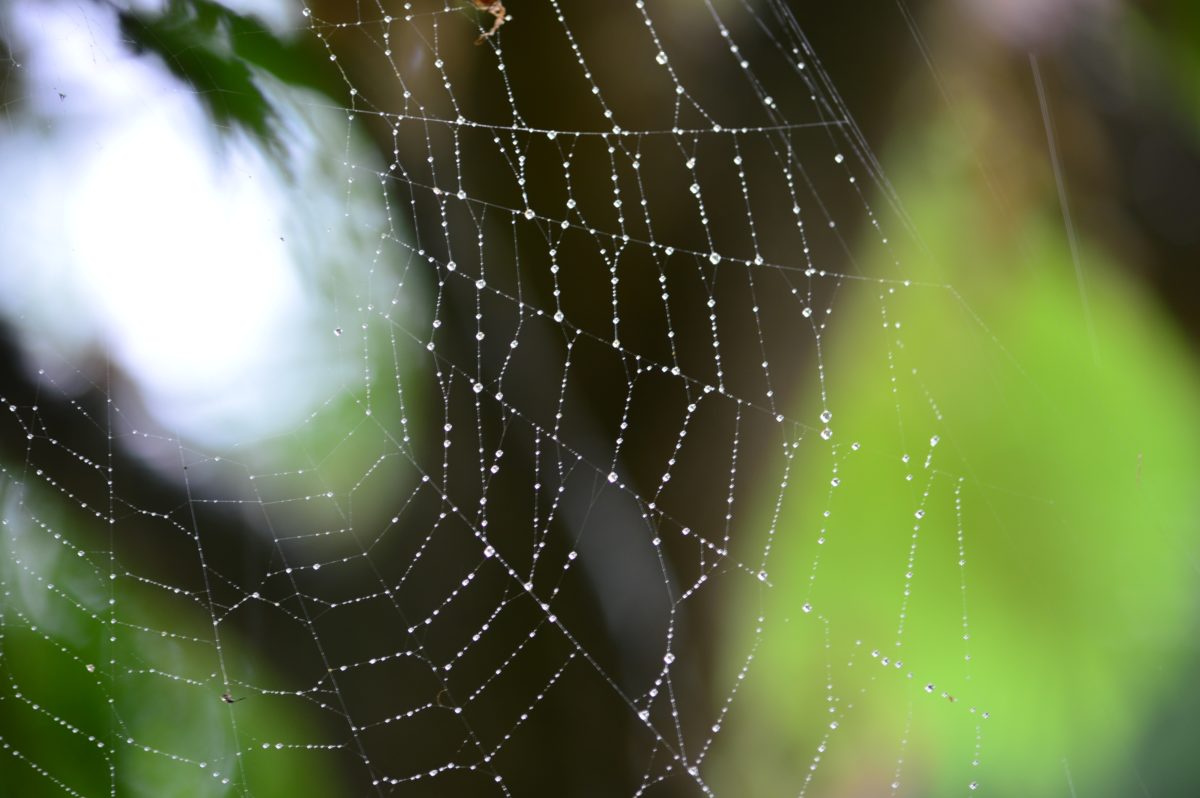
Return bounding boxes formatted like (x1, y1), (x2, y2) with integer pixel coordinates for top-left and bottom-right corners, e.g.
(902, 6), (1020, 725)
(717, 111), (1200, 796)
(117, 0), (340, 151)
(0, 479), (346, 797)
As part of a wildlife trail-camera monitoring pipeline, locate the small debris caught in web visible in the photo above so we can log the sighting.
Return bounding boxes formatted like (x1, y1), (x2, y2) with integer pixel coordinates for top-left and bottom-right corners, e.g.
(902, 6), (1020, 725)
(472, 0), (508, 45)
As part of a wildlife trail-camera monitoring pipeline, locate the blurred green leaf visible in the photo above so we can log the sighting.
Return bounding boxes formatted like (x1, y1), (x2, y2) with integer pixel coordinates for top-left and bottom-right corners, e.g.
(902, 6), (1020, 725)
(0, 475), (347, 797)
(118, 0), (340, 151)
(716, 106), (1200, 796)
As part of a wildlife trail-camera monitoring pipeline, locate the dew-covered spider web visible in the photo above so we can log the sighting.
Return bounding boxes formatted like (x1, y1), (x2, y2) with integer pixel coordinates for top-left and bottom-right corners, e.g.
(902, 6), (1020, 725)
(0, 0), (1031, 795)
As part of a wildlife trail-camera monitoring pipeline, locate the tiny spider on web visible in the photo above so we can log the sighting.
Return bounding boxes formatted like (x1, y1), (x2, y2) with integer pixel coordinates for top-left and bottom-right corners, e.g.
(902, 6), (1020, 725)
(471, 0), (508, 45)
(221, 691), (245, 704)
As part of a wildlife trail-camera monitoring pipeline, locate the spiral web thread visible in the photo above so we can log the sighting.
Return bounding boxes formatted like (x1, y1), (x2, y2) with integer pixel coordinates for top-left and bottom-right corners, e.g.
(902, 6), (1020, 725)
(0, 1), (995, 795)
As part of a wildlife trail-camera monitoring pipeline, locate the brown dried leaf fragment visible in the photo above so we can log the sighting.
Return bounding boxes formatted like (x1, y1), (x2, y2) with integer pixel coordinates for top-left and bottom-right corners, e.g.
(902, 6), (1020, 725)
(472, 0), (507, 45)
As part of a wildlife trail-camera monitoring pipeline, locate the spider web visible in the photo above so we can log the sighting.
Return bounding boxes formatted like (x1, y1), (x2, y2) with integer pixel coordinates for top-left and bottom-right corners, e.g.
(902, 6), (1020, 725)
(0, 1), (1001, 795)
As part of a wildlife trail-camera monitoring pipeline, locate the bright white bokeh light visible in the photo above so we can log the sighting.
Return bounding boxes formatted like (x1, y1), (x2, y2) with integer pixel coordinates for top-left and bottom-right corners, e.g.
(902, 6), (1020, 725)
(0, 0), (395, 447)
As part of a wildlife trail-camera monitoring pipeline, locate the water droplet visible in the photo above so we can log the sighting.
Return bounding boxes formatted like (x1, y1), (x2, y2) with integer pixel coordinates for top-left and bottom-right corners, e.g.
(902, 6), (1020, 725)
(801, 602), (812, 613)
(820, 428), (832, 440)
(607, 472), (618, 484)
(333, 327), (343, 336)
(819, 410), (832, 423)
(524, 208), (535, 220)
(709, 253), (721, 264)
(834, 153), (844, 163)
(663, 652), (675, 665)
(656, 52), (668, 65)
